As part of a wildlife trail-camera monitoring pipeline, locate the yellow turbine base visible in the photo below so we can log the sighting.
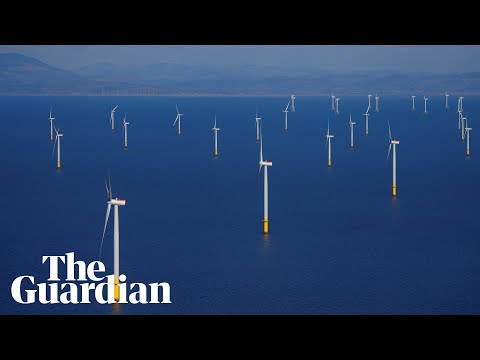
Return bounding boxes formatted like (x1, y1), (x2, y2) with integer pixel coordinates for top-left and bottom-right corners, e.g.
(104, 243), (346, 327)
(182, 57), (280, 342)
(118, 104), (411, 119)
(215, 149), (218, 156)
(57, 161), (61, 169)
(263, 219), (269, 234)
(124, 142), (128, 148)
(114, 278), (120, 302)
(366, 130), (369, 135)
(328, 159), (331, 167)
(467, 149), (470, 156)
(50, 136), (53, 141)
(462, 136), (464, 141)
(392, 184), (397, 197)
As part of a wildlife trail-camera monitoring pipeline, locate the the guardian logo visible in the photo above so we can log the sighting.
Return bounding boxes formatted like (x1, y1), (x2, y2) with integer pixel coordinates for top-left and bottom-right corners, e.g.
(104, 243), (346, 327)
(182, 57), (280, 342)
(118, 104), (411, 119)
(11, 252), (171, 304)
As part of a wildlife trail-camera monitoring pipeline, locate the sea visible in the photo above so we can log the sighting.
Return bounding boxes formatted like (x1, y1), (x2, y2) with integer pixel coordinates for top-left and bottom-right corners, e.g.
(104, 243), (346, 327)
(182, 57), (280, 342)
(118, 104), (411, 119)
(0, 95), (479, 314)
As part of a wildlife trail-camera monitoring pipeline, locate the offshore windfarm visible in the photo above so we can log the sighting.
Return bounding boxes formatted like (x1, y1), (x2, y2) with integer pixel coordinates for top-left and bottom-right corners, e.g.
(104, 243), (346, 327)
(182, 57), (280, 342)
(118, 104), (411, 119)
(1, 46), (480, 315)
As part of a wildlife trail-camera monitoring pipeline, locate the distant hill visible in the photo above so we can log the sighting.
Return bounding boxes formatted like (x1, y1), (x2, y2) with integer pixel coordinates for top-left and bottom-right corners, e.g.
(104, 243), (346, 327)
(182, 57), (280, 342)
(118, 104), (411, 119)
(1, 52), (480, 95)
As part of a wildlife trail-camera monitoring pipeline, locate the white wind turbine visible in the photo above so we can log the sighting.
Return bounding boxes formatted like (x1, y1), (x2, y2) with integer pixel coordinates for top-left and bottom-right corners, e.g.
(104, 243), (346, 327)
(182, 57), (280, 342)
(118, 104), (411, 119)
(387, 121), (400, 197)
(110, 105), (118, 131)
(49, 108), (55, 140)
(363, 107), (370, 135)
(325, 119), (334, 166)
(368, 94), (372, 108)
(173, 105), (184, 135)
(423, 96), (428, 114)
(411, 95), (416, 111)
(335, 97), (340, 115)
(283, 101), (290, 130)
(465, 117), (472, 156)
(255, 111), (261, 141)
(258, 128), (272, 234)
(445, 93), (449, 109)
(461, 115), (466, 141)
(212, 116), (220, 156)
(459, 96), (464, 112)
(375, 94), (380, 112)
(331, 93), (335, 111)
(291, 94), (295, 112)
(349, 113), (356, 147)
(52, 125), (63, 169)
(99, 175), (126, 303)
(122, 114), (129, 148)
(458, 110), (462, 130)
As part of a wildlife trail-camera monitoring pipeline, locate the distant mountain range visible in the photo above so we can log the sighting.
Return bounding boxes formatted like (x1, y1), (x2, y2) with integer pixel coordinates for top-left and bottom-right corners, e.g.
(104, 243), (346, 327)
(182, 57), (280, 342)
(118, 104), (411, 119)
(1, 52), (479, 95)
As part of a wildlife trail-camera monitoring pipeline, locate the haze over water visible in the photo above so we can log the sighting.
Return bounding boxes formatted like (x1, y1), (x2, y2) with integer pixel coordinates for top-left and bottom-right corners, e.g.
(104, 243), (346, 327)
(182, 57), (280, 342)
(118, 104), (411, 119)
(0, 95), (479, 314)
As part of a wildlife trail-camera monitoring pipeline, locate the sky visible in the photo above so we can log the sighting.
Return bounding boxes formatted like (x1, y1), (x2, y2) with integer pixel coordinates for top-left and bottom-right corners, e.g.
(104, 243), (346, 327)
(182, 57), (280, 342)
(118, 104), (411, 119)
(1, 45), (479, 73)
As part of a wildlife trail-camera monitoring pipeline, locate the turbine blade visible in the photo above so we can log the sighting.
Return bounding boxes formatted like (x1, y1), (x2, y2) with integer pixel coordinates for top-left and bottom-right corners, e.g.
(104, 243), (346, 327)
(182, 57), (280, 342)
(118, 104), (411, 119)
(176, 105), (179, 115)
(260, 131), (263, 163)
(257, 164), (262, 179)
(388, 121), (392, 141)
(108, 174), (112, 201)
(173, 115), (178, 126)
(99, 203), (111, 259)
(387, 143), (392, 161)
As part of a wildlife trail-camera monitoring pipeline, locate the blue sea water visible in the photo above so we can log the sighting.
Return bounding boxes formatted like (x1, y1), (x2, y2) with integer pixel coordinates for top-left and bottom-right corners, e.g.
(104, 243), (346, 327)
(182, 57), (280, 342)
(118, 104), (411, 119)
(0, 95), (479, 314)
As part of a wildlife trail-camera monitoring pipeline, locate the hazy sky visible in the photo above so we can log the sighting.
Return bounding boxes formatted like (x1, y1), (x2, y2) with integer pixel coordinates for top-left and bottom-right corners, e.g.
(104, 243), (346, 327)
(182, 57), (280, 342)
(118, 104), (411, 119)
(1, 45), (479, 73)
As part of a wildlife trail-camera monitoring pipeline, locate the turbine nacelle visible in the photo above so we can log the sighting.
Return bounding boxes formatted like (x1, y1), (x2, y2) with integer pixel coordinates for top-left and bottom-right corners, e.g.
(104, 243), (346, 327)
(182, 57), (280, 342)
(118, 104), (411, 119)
(109, 198), (126, 206)
(260, 160), (272, 167)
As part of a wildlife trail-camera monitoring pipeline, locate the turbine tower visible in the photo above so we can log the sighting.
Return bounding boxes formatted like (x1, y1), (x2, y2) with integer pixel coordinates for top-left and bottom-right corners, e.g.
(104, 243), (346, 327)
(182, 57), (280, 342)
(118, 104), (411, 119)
(368, 94), (372, 108)
(100, 176), (126, 303)
(349, 114), (356, 147)
(445, 93), (449, 109)
(255, 111), (261, 141)
(335, 97), (340, 115)
(325, 119), (334, 166)
(283, 101), (290, 130)
(110, 105), (118, 131)
(122, 114), (129, 148)
(291, 94), (295, 112)
(424, 96), (428, 114)
(459, 96), (464, 112)
(331, 93), (335, 111)
(258, 129), (272, 234)
(375, 94), (380, 112)
(52, 125), (63, 169)
(49, 108), (55, 141)
(411, 95), (416, 111)
(212, 116), (220, 156)
(458, 110), (462, 130)
(387, 121), (400, 197)
(465, 118), (472, 156)
(461, 115), (466, 141)
(173, 105), (184, 135)
(363, 109), (370, 135)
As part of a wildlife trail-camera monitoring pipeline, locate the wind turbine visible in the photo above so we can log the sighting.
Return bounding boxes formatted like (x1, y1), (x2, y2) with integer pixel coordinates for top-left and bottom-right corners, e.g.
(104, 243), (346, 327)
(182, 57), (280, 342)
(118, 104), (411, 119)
(375, 94), (380, 112)
(368, 94), (372, 108)
(465, 118), (472, 156)
(349, 113), (356, 147)
(363, 108), (370, 135)
(424, 96), (428, 114)
(173, 105), (183, 135)
(331, 93), (335, 111)
(459, 96), (464, 112)
(212, 116), (220, 156)
(258, 128), (272, 234)
(255, 111), (261, 141)
(49, 108), (55, 140)
(411, 95), (416, 111)
(283, 101), (290, 130)
(100, 175), (126, 303)
(325, 119), (334, 166)
(335, 97), (340, 115)
(445, 93), (449, 109)
(110, 105), (118, 131)
(461, 115), (466, 141)
(122, 114), (129, 148)
(291, 94), (295, 112)
(387, 121), (400, 197)
(52, 125), (63, 169)
(458, 111), (462, 130)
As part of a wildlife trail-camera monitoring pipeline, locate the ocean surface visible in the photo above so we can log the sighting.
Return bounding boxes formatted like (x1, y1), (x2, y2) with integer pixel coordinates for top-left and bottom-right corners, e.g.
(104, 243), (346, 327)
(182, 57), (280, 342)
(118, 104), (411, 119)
(0, 95), (479, 314)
